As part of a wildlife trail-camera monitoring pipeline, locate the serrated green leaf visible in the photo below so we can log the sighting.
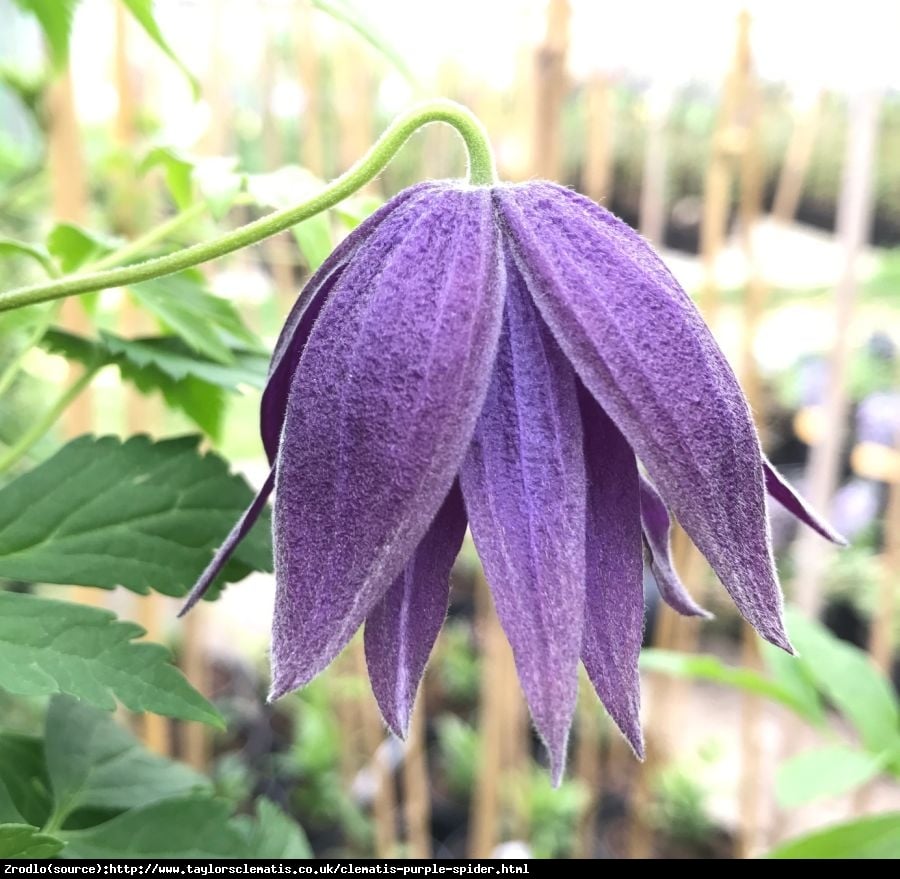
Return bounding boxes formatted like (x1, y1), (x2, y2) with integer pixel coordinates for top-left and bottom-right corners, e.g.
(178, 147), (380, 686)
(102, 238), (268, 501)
(12, 0), (80, 71)
(0, 434), (271, 596)
(60, 797), (248, 859)
(765, 812), (900, 859)
(639, 649), (823, 721)
(0, 593), (221, 725)
(129, 269), (260, 364)
(45, 697), (210, 819)
(0, 824), (64, 859)
(235, 799), (312, 859)
(776, 745), (889, 808)
(45, 223), (119, 273)
(786, 609), (900, 754)
(0, 734), (52, 827)
(42, 329), (229, 438)
(99, 333), (267, 389)
(0, 237), (55, 276)
(120, 0), (199, 98)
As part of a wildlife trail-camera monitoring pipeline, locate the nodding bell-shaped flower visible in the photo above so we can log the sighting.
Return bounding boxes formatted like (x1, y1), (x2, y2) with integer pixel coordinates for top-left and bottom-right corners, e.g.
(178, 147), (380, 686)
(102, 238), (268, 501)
(182, 179), (843, 782)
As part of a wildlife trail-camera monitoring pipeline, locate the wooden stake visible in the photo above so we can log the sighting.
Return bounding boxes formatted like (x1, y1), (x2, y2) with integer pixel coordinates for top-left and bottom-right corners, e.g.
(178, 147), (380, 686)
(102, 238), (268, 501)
(771, 94), (822, 224)
(401, 695), (431, 858)
(638, 86), (670, 245)
(791, 90), (882, 615)
(353, 639), (397, 857)
(468, 571), (506, 858)
(583, 75), (614, 203)
(872, 447), (900, 674)
(531, 0), (570, 180)
(296, 0), (325, 177)
(573, 683), (602, 859)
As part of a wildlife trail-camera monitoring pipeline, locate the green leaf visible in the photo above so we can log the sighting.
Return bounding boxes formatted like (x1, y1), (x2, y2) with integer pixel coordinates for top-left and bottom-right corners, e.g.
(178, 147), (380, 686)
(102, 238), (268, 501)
(0, 593), (221, 725)
(44, 697), (211, 819)
(99, 333), (267, 389)
(12, 0), (80, 71)
(235, 799), (312, 859)
(45, 223), (119, 273)
(129, 269), (260, 364)
(0, 237), (55, 277)
(141, 147), (194, 210)
(765, 812), (900, 859)
(761, 640), (825, 725)
(292, 215), (333, 271)
(193, 158), (243, 221)
(786, 609), (900, 754)
(334, 194), (383, 231)
(41, 329), (242, 438)
(310, 0), (414, 84)
(639, 649), (823, 721)
(0, 434), (271, 596)
(0, 734), (52, 827)
(60, 797), (248, 859)
(0, 824), (64, 859)
(120, 0), (200, 98)
(776, 746), (889, 808)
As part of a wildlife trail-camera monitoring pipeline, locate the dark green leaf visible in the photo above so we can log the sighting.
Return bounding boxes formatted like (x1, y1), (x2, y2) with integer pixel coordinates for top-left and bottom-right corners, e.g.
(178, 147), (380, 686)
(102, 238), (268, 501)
(0, 237), (55, 276)
(0, 434), (271, 596)
(12, 0), (80, 71)
(60, 797), (248, 859)
(639, 649), (823, 722)
(129, 269), (260, 364)
(45, 697), (210, 818)
(786, 609), (900, 754)
(0, 593), (221, 725)
(292, 215), (333, 272)
(765, 813), (900, 859)
(120, 0), (200, 97)
(45, 223), (119, 273)
(0, 824), (64, 859)
(0, 734), (52, 827)
(776, 746), (889, 808)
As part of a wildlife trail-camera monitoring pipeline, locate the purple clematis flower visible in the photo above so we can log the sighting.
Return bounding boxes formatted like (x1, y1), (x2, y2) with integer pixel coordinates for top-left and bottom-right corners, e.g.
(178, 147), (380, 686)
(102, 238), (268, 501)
(182, 180), (843, 781)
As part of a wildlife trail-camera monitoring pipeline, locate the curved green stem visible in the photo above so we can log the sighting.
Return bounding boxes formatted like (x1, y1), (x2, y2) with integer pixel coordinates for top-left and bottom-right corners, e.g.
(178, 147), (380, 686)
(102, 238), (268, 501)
(0, 100), (497, 314)
(0, 367), (97, 474)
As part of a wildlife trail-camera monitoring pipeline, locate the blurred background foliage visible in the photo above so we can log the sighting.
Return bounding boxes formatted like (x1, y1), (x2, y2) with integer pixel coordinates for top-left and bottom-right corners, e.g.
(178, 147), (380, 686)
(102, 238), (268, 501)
(0, 0), (898, 860)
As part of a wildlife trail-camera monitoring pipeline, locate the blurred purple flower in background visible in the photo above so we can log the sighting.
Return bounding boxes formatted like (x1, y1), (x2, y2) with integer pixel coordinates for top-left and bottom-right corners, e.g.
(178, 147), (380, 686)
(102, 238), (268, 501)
(856, 391), (900, 448)
(182, 180), (842, 781)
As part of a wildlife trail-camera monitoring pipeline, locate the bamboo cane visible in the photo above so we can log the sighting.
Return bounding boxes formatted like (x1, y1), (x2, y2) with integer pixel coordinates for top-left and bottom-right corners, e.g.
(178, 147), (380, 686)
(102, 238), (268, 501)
(771, 94), (822, 225)
(401, 693), (432, 858)
(531, 0), (570, 181)
(791, 90), (882, 615)
(583, 75), (614, 204)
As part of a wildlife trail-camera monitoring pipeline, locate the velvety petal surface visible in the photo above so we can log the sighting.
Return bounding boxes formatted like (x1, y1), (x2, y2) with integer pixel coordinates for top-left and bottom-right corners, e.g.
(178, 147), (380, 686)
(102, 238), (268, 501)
(764, 459), (846, 545)
(179, 469), (275, 615)
(364, 484), (467, 738)
(261, 183), (445, 463)
(638, 474), (712, 618)
(496, 183), (792, 652)
(459, 256), (586, 784)
(271, 186), (504, 700)
(579, 385), (645, 756)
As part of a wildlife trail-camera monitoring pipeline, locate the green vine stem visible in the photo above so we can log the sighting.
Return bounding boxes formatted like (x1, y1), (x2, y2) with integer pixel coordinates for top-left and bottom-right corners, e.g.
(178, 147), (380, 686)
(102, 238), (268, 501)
(0, 366), (98, 474)
(0, 100), (497, 314)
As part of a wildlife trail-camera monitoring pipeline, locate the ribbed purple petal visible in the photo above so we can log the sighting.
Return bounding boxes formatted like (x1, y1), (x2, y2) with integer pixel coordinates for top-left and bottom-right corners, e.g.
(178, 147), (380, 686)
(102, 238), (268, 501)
(459, 257), (586, 784)
(579, 385), (645, 757)
(179, 468), (275, 615)
(271, 186), (504, 699)
(496, 183), (792, 652)
(764, 459), (847, 545)
(364, 484), (467, 738)
(638, 474), (712, 619)
(261, 183), (445, 463)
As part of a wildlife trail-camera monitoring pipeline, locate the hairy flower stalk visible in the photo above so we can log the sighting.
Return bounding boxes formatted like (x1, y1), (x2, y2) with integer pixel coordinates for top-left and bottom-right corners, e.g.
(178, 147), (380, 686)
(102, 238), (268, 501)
(181, 177), (844, 782)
